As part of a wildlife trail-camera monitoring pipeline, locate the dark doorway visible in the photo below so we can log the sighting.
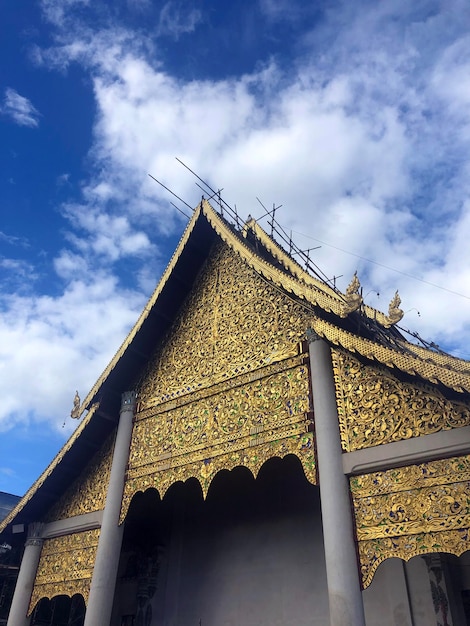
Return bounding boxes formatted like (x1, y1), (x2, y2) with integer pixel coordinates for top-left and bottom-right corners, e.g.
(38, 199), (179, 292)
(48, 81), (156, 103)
(115, 455), (328, 626)
(31, 594), (85, 626)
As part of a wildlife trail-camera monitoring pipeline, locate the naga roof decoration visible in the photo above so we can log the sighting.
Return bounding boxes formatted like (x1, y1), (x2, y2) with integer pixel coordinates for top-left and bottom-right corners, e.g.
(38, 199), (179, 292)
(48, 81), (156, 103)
(2, 198), (469, 536)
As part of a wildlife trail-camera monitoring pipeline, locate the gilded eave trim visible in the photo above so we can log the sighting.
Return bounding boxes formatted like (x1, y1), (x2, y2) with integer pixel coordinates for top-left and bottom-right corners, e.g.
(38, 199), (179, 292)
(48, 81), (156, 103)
(241, 215), (389, 326)
(0, 403), (101, 534)
(80, 204), (203, 413)
(313, 318), (470, 394)
(202, 202), (345, 317)
(243, 218), (340, 299)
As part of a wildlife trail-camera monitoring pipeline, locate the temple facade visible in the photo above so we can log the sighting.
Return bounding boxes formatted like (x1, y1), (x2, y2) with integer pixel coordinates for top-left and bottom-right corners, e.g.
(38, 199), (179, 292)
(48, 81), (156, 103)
(2, 200), (470, 626)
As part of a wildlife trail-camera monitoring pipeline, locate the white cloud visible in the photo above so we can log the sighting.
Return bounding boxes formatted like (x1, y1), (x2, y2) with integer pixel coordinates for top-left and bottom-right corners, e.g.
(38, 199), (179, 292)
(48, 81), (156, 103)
(53, 250), (89, 280)
(0, 232), (29, 248)
(158, 2), (202, 40)
(61, 204), (154, 262)
(0, 277), (145, 432)
(40, 0), (90, 27)
(1, 88), (40, 128)
(259, 0), (308, 23)
(0, 467), (15, 478)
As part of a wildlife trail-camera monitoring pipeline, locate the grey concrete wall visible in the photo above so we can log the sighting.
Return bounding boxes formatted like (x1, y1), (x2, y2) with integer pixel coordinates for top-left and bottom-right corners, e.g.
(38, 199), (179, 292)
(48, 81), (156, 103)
(363, 559), (413, 626)
(404, 557), (436, 626)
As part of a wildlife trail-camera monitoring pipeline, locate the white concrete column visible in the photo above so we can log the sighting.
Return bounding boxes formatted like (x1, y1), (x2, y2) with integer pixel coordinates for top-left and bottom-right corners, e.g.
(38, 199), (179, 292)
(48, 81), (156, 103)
(84, 391), (136, 626)
(7, 523), (44, 626)
(308, 332), (366, 626)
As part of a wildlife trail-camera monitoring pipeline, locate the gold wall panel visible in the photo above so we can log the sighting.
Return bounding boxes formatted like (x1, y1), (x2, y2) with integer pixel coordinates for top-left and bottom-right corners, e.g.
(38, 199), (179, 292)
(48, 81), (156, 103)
(122, 241), (316, 517)
(137, 242), (312, 408)
(123, 356), (314, 520)
(45, 433), (115, 522)
(28, 529), (100, 614)
(351, 455), (470, 588)
(332, 349), (470, 451)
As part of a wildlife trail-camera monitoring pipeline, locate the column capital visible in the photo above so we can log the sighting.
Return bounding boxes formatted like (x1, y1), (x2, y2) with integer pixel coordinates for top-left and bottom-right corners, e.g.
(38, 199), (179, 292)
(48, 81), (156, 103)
(25, 523), (44, 548)
(121, 391), (137, 409)
(306, 328), (322, 344)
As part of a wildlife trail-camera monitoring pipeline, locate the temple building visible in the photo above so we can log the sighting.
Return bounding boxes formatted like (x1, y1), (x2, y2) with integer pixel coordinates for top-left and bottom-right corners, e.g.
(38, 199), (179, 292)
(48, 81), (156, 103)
(2, 200), (470, 626)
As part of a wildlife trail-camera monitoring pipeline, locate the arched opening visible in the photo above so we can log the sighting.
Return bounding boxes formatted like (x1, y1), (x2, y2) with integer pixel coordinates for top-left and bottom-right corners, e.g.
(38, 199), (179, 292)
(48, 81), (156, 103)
(30, 594), (85, 626)
(363, 552), (470, 626)
(114, 455), (327, 625)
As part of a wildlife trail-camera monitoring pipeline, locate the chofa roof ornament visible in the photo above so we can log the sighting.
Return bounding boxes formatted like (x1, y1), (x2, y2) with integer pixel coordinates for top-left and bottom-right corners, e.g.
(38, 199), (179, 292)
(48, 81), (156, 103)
(340, 272), (363, 317)
(384, 290), (404, 328)
(70, 390), (81, 420)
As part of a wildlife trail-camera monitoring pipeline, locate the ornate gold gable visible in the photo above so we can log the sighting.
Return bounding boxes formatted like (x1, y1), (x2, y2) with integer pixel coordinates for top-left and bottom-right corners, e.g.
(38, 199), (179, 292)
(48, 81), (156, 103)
(332, 349), (470, 452)
(351, 455), (470, 588)
(45, 433), (115, 523)
(121, 242), (316, 520)
(28, 529), (100, 614)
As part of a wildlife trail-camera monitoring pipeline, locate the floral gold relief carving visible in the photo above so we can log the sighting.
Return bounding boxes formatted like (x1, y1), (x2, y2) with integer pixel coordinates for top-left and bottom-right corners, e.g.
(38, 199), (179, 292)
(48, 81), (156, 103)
(332, 349), (470, 451)
(123, 244), (316, 519)
(359, 529), (470, 589)
(137, 243), (312, 407)
(351, 456), (470, 588)
(123, 360), (314, 520)
(45, 433), (115, 522)
(28, 529), (100, 614)
(123, 431), (315, 521)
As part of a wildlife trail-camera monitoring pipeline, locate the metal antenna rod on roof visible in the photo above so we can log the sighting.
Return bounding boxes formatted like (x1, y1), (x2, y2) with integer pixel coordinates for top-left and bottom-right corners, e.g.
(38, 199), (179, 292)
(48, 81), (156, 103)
(195, 182), (224, 204)
(303, 247), (321, 271)
(327, 274), (343, 289)
(170, 201), (192, 220)
(271, 218), (335, 287)
(255, 197), (270, 222)
(217, 189), (224, 217)
(292, 246), (321, 261)
(148, 173), (193, 217)
(175, 157), (240, 228)
(254, 195), (343, 294)
(263, 202), (282, 238)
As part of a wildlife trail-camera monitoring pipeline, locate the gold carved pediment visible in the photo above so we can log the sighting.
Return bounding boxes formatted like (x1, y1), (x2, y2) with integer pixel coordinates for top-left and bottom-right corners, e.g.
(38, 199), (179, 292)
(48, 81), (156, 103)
(332, 349), (470, 451)
(137, 242), (313, 407)
(122, 242), (316, 518)
(45, 433), (115, 522)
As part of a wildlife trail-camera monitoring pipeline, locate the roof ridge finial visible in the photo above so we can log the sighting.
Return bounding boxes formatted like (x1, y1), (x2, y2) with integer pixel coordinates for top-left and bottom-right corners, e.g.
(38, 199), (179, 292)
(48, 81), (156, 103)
(383, 290), (404, 327)
(340, 271), (363, 317)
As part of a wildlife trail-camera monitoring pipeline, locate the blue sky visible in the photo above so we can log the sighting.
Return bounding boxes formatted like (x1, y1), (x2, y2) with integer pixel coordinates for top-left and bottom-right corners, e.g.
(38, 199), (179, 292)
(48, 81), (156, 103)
(1, 0), (470, 496)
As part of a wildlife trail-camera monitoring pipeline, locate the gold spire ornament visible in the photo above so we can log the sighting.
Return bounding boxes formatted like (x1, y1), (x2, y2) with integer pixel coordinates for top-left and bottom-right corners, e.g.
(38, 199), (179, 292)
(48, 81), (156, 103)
(384, 290), (404, 327)
(340, 272), (363, 317)
(70, 391), (81, 419)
